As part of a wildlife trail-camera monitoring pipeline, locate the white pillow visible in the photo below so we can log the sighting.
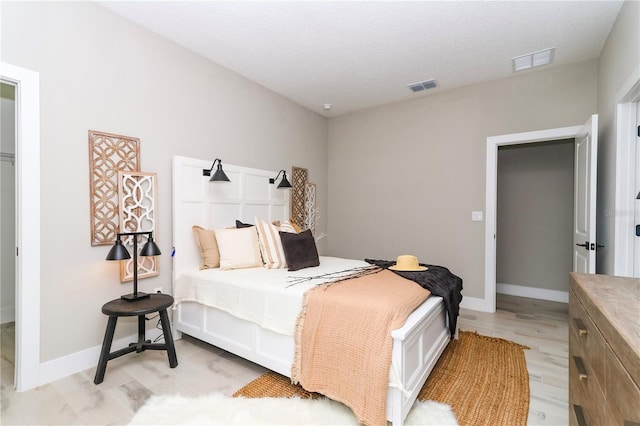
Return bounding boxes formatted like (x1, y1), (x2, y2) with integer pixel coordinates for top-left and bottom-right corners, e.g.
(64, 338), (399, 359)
(255, 218), (290, 269)
(214, 227), (263, 270)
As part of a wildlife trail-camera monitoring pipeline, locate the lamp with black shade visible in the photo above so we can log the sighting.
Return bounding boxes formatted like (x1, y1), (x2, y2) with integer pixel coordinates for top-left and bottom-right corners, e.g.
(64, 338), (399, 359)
(106, 231), (161, 301)
(269, 169), (292, 189)
(202, 158), (230, 182)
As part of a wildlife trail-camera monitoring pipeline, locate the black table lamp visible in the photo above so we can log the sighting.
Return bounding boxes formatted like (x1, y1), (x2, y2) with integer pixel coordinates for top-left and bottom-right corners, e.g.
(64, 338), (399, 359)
(106, 231), (161, 301)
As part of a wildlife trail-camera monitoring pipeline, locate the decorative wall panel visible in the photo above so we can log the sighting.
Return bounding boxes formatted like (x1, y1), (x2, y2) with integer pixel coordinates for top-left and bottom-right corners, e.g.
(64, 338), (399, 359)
(118, 171), (158, 283)
(291, 166), (308, 227)
(89, 130), (140, 246)
(304, 183), (317, 235)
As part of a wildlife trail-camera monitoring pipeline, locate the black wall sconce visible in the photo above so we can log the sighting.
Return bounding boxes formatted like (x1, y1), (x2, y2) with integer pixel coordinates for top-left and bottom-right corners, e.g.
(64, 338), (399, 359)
(202, 158), (230, 182)
(269, 170), (292, 189)
(106, 231), (161, 301)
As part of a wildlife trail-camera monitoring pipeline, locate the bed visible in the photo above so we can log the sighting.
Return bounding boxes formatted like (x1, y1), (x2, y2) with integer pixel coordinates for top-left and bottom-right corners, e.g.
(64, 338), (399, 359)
(171, 155), (452, 425)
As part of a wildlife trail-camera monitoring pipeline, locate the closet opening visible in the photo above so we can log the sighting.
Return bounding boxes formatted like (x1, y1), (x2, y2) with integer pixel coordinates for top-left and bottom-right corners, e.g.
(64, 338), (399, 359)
(496, 140), (574, 303)
(485, 118), (597, 313)
(1, 82), (16, 389)
(1, 62), (41, 392)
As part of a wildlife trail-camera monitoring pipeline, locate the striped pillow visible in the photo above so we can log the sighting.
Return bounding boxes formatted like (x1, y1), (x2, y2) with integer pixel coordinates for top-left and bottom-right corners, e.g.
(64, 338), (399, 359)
(287, 219), (303, 233)
(279, 220), (298, 234)
(255, 218), (294, 269)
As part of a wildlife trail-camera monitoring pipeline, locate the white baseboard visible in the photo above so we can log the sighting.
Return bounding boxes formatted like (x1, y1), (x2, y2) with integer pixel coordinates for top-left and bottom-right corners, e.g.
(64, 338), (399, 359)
(460, 296), (493, 312)
(30, 284), (566, 386)
(1, 306), (15, 324)
(497, 283), (568, 303)
(38, 327), (164, 387)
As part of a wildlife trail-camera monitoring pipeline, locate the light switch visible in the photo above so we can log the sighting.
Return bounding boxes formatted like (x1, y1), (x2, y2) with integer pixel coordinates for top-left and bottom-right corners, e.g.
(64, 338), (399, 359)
(472, 211), (483, 222)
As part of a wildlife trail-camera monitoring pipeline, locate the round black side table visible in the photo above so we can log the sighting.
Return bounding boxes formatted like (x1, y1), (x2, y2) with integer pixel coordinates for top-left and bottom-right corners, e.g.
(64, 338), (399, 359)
(94, 293), (178, 384)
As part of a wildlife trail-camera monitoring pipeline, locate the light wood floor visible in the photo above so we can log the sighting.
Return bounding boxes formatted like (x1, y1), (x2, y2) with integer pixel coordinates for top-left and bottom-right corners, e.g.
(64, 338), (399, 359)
(0, 294), (568, 425)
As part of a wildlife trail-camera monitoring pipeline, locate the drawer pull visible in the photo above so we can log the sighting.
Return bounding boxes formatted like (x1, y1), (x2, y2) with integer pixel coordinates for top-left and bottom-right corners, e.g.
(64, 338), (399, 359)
(573, 356), (588, 381)
(573, 318), (588, 336)
(573, 405), (586, 426)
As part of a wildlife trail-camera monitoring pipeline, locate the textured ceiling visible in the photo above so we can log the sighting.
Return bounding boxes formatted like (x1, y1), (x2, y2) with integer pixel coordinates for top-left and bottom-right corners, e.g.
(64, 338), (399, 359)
(99, 1), (624, 117)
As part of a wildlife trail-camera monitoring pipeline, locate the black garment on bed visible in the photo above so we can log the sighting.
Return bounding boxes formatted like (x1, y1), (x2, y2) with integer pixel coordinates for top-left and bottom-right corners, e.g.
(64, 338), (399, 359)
(364, 259), (463, 338)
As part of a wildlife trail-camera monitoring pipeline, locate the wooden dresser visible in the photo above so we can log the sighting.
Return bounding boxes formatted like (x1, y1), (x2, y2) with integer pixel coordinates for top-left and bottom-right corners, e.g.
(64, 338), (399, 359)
(569, 273), (640, 426)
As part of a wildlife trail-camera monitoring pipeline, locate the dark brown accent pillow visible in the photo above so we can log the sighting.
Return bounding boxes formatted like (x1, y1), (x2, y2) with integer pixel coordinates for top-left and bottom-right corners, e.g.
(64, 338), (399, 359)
(279, 229), (320, 271)
(236, 220), (254, 228)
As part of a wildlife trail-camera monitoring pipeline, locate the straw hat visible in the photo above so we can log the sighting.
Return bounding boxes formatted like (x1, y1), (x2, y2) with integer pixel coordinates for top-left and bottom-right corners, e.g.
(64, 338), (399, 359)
(388, 255), (428, 271)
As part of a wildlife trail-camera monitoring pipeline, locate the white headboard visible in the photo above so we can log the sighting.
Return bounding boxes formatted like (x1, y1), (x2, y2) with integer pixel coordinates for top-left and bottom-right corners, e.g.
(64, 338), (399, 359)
(171, 155), (290, 284)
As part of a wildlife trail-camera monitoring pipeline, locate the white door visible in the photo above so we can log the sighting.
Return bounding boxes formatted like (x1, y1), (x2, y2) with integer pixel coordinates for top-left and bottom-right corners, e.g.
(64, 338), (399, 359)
(573, 114), (598, 273)
(635, 104), (640, 277)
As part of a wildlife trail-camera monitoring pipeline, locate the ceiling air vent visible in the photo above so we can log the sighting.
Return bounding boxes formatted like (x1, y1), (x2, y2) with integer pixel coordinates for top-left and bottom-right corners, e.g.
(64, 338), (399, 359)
(407, 79), (437, 93)
(512, 47), (555, 72)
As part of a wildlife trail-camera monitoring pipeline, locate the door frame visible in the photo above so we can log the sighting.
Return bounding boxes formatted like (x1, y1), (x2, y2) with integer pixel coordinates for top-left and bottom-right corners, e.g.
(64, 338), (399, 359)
(613, 66), (640, 277)
(0, 62), (41, 391)
(484, 125), (581, 313)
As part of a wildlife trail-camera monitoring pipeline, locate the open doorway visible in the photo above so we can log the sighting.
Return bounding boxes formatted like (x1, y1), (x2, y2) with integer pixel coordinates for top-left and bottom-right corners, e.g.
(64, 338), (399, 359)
(484, 117), (597, 313)
(496, 140), (574, 303)
(1, 62), (41, 392)
(1, 82), (17, 389)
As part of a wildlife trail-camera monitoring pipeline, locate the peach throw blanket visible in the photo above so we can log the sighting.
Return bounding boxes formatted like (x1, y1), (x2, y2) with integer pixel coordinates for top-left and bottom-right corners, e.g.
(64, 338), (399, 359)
(292, 269), (430, 426)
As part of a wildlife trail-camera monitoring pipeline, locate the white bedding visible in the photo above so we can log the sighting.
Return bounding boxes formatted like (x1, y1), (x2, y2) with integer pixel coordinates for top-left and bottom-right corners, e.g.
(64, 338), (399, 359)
(173, 256), (370, 336)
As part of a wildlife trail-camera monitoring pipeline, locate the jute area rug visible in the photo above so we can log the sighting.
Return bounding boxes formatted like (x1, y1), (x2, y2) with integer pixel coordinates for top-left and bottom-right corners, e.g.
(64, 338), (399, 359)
(233, 331), (530, 426)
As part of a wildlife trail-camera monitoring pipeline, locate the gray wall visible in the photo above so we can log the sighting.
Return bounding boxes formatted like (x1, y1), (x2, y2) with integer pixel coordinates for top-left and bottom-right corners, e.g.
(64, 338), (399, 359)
(1, 83), (16, 323)
(1, 0), (636, 373)
(327, 61), (597, 299)
(496, 140), (574, 292)
(1, 1), (328, 362)
(596, 0), (640, 275)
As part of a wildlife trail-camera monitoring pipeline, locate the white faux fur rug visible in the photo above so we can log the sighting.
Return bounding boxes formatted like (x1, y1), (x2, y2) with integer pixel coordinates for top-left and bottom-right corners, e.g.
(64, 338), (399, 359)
(129, 392), (458, 425)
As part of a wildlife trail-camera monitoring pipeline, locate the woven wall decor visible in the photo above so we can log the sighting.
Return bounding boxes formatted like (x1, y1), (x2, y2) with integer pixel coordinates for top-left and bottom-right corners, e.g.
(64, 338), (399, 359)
(291, 166), (308, 228)
(118, 171), (158, 283)
(89, 130), (140, 246)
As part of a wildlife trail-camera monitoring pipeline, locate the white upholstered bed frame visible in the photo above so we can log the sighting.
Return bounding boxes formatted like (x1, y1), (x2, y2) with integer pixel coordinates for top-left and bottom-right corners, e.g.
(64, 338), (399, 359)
(171, 155), (451, 425)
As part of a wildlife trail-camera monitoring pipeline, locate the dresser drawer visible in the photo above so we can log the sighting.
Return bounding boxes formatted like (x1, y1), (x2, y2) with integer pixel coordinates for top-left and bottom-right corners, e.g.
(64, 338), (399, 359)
(569, 403), (617, 426)
(570, 291), (606, 386)
(605, 345), (640, 425)
(569, 332), (610, 425)
(569, 273), (640, 426)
